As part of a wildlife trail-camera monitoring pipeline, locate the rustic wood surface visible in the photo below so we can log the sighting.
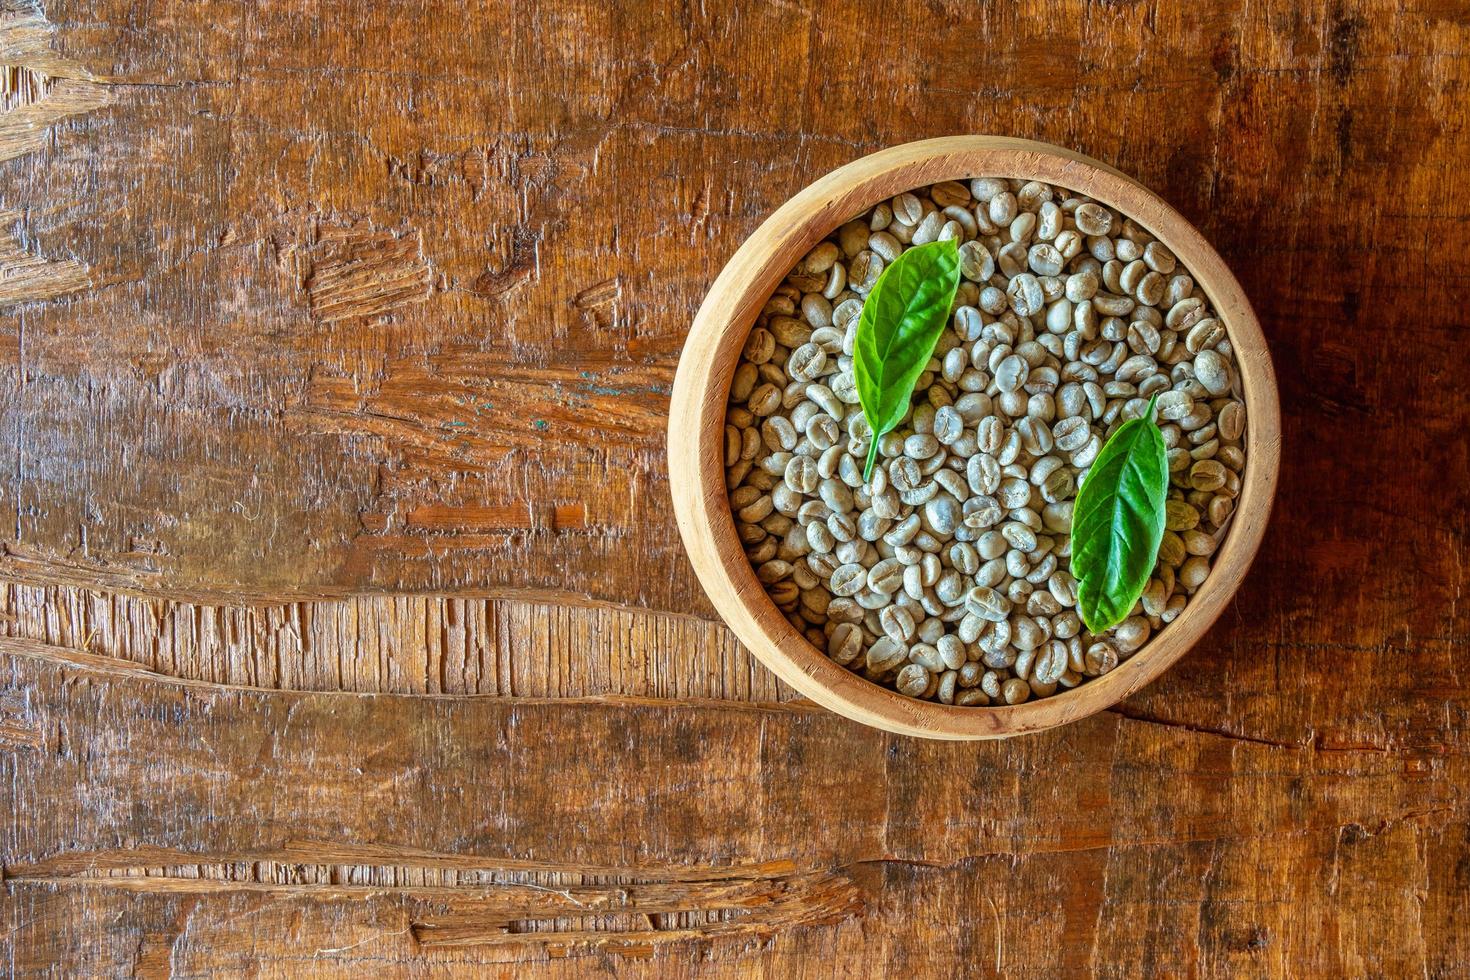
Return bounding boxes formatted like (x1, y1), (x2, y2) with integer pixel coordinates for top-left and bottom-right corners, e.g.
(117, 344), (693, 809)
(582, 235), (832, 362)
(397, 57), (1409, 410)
(1, 0), (1467, 975)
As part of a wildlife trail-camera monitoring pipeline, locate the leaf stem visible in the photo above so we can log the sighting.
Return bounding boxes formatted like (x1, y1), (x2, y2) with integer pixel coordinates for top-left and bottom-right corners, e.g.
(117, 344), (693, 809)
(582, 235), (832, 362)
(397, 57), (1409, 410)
(863, 434), (881, 482)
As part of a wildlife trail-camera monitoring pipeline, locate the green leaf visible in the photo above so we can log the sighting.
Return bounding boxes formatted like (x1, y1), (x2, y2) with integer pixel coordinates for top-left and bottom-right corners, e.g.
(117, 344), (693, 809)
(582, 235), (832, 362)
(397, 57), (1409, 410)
(1070, 393), (1169, 633)
(853, 239), (962, 480)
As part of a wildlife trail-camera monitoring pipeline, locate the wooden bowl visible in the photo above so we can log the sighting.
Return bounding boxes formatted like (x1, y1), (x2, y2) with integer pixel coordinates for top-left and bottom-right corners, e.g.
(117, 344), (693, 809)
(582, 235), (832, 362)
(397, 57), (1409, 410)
(668, 136), (1280, 739)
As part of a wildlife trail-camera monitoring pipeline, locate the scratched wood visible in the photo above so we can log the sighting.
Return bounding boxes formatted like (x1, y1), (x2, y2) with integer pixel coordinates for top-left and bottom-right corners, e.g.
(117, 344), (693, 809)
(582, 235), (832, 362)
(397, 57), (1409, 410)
(0, 0), (1464, 611)
(2, 640), (1466, 976)
(0, 581), (786, 699)
(1, 0), (1469, 975)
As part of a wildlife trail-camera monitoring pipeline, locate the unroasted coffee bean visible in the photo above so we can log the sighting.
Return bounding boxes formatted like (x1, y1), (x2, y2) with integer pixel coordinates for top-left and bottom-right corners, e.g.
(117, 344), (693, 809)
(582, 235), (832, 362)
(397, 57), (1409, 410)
(896, 663), (930, 697)
(1189, 459), (1228, 492)
(995, 353), (1029, 392)
(866, 637), (906, 675)
(788, 343), (827, 381)
(1194, 349), (1231, 396)
(1186, 317), (1226, 354)
(1001, 677), (1031, 704)
(965, 586), (1012, 622)
(785, 455), (819, 494)
(1218, 400), (1245, 441)
(1165, 499), (1200, 531)
(1052, 415), (1089, 451)
(1180, 555), (1211, 590)
(1114, 617), (1151, 654)
(867, 558), (905, 594)
(881, 605), (917, 643)
(1085, 641), (1119, 676)
(830, 563), (866, 597)
(1074, 202), (1113, 236)
(1032, 640), (1069, 685)
(828, 623), (863, 665)
(726, 176), (1247, 706)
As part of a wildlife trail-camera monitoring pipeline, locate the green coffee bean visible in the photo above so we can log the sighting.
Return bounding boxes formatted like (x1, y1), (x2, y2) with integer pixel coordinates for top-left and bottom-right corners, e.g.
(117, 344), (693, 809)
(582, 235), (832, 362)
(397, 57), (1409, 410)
(726, 178), (1246, 705)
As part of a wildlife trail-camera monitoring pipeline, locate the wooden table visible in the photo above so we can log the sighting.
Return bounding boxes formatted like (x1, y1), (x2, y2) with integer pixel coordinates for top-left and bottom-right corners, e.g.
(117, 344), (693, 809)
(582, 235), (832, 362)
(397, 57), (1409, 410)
(2, 1), (1466, 975)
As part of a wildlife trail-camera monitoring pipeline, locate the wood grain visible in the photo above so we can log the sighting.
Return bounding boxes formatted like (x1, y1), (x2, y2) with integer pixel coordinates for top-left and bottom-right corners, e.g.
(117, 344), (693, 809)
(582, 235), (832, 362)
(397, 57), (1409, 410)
(2, 0), (1469, 972)
(0, 581), (789, 700)
(2, 639), (1466, 975)
(0, 0), (1461, 612)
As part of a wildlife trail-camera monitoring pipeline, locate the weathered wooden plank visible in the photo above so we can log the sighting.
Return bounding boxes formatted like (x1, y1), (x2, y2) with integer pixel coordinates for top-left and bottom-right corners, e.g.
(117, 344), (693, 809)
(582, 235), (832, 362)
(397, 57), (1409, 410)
(2, 640), (1462, 873)
(2, 833), (1448, 976)
(3, 0), (1469, 972)
(2, 569), (1466, 756)
(0, 1), (1465, 611)
(1, 645), (1464, 975)
(0, 583), (791, 700)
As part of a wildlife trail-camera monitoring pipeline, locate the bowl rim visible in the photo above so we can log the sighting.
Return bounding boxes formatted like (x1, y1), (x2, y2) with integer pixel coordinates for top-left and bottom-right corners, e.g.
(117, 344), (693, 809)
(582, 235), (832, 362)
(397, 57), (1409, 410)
(668, 135), (1280, 740)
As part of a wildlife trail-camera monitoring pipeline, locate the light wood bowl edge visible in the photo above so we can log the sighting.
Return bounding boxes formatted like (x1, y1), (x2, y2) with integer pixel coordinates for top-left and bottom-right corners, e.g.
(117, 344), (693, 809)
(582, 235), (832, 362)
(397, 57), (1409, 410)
(668, 136), (1281, 740)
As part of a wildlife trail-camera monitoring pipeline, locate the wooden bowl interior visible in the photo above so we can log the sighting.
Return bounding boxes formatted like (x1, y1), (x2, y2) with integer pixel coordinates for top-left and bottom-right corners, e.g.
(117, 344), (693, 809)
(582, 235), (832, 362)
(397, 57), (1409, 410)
(668, 136), (1280, 739)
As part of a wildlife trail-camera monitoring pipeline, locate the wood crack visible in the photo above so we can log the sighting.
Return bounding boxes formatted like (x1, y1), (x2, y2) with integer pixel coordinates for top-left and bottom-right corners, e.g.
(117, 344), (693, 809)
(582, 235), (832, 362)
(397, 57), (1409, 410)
(0, 628), (816, 712)
(276, 215), (432, 324)
(0, 209), (92, 308)
(3, 853), (865, 956)
(1107, 705), (1305, 751)
(0, 11), (110, 166)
